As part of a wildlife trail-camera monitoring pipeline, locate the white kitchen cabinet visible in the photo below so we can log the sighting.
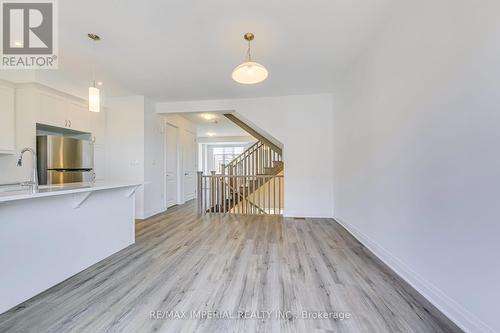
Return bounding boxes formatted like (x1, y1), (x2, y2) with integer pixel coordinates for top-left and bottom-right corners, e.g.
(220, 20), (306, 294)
(39, 92), (67, 128)
(88, 108), (106, 144)
(93, 144), (106, 180)
(39, 92), (101, 135)
(67, 102), (90, 133)
(0, 83), (16, 154)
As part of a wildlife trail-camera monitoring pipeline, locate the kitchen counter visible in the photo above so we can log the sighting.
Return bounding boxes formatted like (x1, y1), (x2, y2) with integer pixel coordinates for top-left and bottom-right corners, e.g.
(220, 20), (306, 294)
(0, 181), (141, 204)
(0, 181), (140, 314)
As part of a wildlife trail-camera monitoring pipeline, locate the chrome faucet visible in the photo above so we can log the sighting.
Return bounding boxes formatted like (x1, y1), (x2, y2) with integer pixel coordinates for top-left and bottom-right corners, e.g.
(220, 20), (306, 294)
(17, 147), (39, 193)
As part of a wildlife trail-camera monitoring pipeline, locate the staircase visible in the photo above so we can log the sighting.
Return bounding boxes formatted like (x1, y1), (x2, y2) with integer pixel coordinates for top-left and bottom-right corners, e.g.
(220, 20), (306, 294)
(197, 140), (284, 215)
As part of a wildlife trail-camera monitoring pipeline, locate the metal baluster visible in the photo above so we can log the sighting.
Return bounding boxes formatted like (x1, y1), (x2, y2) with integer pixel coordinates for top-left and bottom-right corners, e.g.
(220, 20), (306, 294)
(252, 150), (255, 176)
(197, 171), (203, 214)
(251, 176), (254, 214)
(215, 175), (218, 213)
(256, 146), (259, 175)
(268, 176), (271, 214)
(278, 176), (281, 215)
(237, 176), (240, 214)
(221, 164), (226, 214)
(268, 147), (271, 169)
(243, 177), (246, 214)
(239, 176), (243, 215)
(232, 175), (235, 214)
(273, 176), (276, 215)
(219, 175), (222, 213)
(204, 176), (207, 213)
(210, 171), (215, 213)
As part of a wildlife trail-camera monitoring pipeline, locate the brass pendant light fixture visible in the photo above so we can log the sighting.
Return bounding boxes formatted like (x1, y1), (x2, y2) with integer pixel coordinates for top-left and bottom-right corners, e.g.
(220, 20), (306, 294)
(88, 33), (101, 112)
(232, 33), (268, 84)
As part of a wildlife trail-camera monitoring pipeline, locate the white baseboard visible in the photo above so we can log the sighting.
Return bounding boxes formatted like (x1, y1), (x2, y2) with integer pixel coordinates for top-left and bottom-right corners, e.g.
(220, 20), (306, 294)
(137, 207), (166, 220)
(284, 210), (334, 218)
(335, 216), (496, 333)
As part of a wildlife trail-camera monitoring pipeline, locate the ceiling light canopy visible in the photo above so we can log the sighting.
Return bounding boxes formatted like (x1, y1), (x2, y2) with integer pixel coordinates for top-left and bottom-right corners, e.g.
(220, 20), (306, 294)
(232, 33), (268, 85)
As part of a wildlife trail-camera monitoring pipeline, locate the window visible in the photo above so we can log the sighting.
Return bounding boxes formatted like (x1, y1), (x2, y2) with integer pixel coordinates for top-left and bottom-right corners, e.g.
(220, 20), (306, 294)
(211, 146), (245, 173)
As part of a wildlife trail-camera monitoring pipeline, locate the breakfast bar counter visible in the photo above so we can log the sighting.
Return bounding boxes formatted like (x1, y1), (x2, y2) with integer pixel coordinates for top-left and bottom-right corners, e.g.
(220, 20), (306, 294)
(0, 182), (140, 313)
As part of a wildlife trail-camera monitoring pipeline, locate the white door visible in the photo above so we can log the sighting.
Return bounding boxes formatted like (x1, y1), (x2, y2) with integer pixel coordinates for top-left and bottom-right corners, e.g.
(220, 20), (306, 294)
(182, 130), (197, 202)
(165, 124), (178, 208)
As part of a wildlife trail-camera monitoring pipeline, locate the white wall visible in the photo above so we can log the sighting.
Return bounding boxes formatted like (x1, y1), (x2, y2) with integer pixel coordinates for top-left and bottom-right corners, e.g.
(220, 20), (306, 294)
(106, 96), (146, 217)
(106, 96), (166, 219)
(333, 1), (500, 332)
(143, 99), (165, 217)
(157, 94), (335, 218)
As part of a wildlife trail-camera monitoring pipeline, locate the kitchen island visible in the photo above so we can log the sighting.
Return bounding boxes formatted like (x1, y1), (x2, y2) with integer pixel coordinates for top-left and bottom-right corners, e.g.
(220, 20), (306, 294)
(0, 182), (140, 314)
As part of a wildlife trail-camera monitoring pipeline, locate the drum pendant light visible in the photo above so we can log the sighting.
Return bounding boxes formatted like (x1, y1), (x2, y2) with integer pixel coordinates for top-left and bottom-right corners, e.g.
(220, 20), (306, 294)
(232, 33), (268, 84)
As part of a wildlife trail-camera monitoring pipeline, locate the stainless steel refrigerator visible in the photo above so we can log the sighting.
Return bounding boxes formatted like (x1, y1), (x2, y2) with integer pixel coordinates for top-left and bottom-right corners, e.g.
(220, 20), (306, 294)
(36, 135), (95, 185)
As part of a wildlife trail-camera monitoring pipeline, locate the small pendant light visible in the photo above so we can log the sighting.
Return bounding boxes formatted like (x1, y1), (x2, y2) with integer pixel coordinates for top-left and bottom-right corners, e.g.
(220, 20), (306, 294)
(88, 33), (101, 112)
(232, 33), (268, 85)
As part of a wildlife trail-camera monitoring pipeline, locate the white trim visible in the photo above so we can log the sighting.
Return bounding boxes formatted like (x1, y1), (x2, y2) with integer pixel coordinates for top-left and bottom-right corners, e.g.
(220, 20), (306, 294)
(284, 211), (334, 219)
(335, 216), (496, 333)
(137, 207), (166, 220)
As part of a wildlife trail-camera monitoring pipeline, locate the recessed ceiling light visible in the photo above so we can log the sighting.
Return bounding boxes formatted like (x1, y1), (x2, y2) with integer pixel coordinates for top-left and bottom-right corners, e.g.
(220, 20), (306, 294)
(201, 113), (216, 120)
(97, 81), (103, 86)
(206, 132), (216, 137)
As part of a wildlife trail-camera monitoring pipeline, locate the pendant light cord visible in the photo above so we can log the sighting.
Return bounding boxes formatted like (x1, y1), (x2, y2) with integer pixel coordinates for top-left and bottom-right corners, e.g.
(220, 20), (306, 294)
(91, 39), (96, 88)
(247, 40), (252, 62)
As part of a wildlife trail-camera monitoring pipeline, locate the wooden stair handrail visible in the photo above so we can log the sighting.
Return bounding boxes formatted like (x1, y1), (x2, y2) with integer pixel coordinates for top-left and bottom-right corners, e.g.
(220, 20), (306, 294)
(224, 113), (283, 155)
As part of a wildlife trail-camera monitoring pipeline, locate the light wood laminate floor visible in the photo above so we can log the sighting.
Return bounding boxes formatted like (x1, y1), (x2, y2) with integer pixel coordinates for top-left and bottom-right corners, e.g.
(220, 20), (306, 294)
(0, 201), (461, 333)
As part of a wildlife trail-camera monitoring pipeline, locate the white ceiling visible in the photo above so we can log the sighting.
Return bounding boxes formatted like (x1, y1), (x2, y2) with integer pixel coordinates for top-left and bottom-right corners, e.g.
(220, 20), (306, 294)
(56, 0), (396, 101)
(178, 112), (249, 137)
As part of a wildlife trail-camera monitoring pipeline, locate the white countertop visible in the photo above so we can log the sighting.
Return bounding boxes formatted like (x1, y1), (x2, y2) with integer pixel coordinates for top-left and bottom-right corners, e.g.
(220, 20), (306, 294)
(0, 181), (141, 203)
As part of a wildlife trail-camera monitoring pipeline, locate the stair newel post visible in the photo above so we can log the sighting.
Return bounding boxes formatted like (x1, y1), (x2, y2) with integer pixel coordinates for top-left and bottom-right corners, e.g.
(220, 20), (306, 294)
(210, 171), (216, 212)
(197, 171), (203, 214)
(221, 164), (226, 213)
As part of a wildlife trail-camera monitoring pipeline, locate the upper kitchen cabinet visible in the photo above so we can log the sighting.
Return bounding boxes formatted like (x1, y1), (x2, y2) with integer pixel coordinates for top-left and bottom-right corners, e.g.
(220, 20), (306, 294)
(67, 101), (91, 133)
(39, 92), (90, 132)
(3, 82), (107, 157)
(37, 87), (106, 143)
(39, 92), (67, 128)
(88, 108), (106, 144)
(0, 81), (16, 154)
